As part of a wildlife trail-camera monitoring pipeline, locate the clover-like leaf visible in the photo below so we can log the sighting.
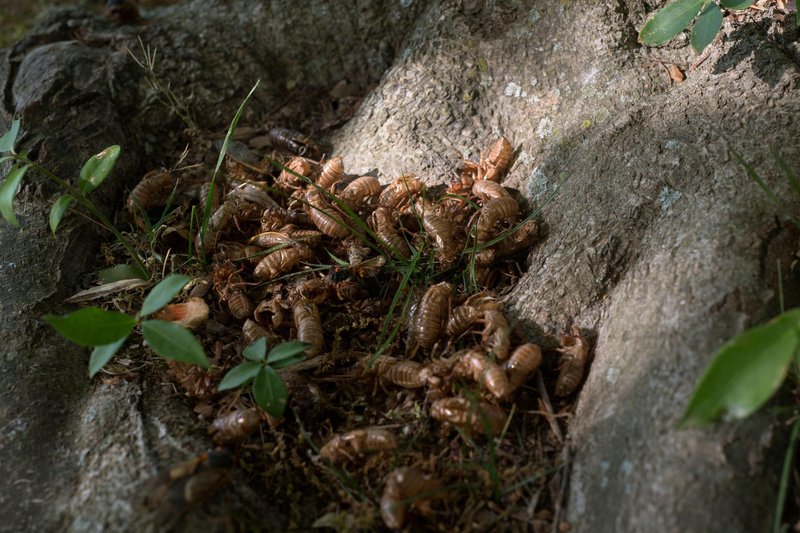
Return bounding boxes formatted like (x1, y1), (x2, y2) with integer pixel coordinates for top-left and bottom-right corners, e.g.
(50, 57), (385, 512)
(680, 308), (800, 427)
(89, 337), (128, 377)
(49, 194), (75, 235)
(253, 366), (288, 418)
(141, 319), (210, 368)
(243, 337), (267, 362)
(691, 2), (722, 53)
(639, 0), (705, 46)
(139, 274), (190, 317)
(78, 145), (121, 194)
(44, 308), (137, 347)
(97, 264), (149, 283)
(218, 361), (262, 390)
(720, 0), (755, 8)
(0, 163), (29, 226)
(267, 341), (310, 368)
(0, 119), (20, 153)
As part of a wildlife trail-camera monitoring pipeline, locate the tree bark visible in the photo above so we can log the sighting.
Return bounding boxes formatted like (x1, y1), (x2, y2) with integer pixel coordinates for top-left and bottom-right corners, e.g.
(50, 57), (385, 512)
(1, 1), (798, 531)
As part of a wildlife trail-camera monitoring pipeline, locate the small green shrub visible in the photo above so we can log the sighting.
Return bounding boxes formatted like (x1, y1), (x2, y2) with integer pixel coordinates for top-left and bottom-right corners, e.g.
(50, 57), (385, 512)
(638, 0), (794, 53)
(43, 274), (209, 376)
(218, 337), (308, 418)
(0, 118), (146, 273)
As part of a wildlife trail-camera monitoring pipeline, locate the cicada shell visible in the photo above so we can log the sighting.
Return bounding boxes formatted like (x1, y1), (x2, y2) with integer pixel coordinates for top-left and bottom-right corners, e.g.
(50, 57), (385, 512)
(149, 450), (232, 530)
(225, 153), (266, 182)
(254, 298), (286, 329)
(242, 319), (277, 346)
(210, 408), (261, 444)
(127, 170), (174, 220)
(380, 467), (441, 530)
(249, 231), (295, 249)
(378, 175), (424, 211)
(453, 350), (510, 399)
(295, 277), (329, 304)
(481, 309), (511, 360)
(370, 356), (428, 388)
(195, 198), (238, 254)
(224, 288), (252, 320)
(286, 227), (323, 248)
(268, 127), (321, 159)
(414, 282), (453, 350)
(476, 196), (518, 243)
(318, 156), (344, 190)
(504, 343), (542, 393)
(227, 180), (278, 210)
(446, 303), (483, 339)
(555, 326), (590, 397)
(214, 241), (262, 266)
(481, 136), (513, 182)
(445, 292), (501, 338)
(472, 179), (511, 202)
(305, 189), (350, 238)
(430, 397), (506, 437)
(276, 156), (313, 190)
(340, 176), (381, 210)
(253, 245), (313, 280)
(292, 300), (323, 357)
(422, 212), (459, 267)
(495, 220), (542, 257)
(369, 207), (410, 259)
(260, 207), (288, 233)
(319, 428), (397, 464)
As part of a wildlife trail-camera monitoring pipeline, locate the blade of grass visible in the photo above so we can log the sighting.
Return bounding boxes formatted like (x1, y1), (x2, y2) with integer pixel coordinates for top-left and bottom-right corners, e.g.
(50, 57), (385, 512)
(773, 417), (800, 533)
(773, 148), (800, 198)
(200, 80), (260, 260)
(369, 253), (423, 366)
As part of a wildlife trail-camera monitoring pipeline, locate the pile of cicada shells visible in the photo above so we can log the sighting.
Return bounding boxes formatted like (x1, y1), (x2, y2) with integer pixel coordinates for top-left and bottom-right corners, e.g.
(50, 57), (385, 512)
(127, 131), (589, 530)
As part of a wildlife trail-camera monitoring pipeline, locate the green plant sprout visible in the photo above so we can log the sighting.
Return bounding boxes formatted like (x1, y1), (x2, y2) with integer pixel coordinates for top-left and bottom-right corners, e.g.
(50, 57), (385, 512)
(0, 119), (148, 275)
(638, 0), (789, 54)
(43, 274), (209, 377)
(217, 337), (309, 418)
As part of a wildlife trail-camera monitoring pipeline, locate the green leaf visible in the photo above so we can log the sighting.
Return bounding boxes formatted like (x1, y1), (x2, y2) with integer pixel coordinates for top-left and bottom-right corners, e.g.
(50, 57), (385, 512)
(267, 341), (310, 366)
(270, 353), (306, 370)
(243, 337), (267, 362)
(218, 361), (262, 390)
(44, 308), (137, 347)
(89, 336), (128, 377)
(0, 119), (20, 153)
(0, 163), (29, 226)
(639, 0), (705, 45)
(49, 194), (75, 235)
(691, 2), (722, 53)
(138, 274), (190, 317)
(253, 366), (288, 418)
(97, 264), (149, 283)
(78, 145), (121, 194)
(680, 309), (800, 427)
(720, 0), (754, 8)
(141, 319), (210, 368)
(212, 82), (260, 183)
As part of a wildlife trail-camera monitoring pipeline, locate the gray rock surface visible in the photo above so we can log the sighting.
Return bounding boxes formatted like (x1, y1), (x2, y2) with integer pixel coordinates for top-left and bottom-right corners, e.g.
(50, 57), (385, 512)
(1, 0), (798, 531)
